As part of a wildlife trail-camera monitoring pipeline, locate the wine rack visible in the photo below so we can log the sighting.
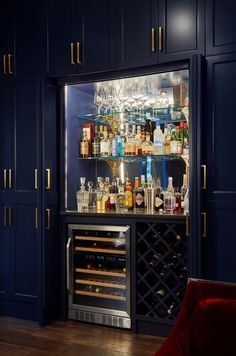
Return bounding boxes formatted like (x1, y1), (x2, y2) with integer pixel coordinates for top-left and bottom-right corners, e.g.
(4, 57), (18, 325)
(67, 224), (131, 329)
(136, 221), (187, 324)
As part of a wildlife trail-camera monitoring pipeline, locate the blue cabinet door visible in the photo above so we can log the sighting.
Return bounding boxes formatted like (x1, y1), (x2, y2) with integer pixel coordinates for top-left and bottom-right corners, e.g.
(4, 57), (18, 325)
(0, 84), (14, 191)
(206, 0), (236, 56)
(14, 0), (45, 78)
(47, 0), (78, 77)
(204, 54), (236, 282)
(159, 0), (204, 62)
(0, 0), (14, 77)
(115, 0), (158, 68)
(0, 203), (11, 298)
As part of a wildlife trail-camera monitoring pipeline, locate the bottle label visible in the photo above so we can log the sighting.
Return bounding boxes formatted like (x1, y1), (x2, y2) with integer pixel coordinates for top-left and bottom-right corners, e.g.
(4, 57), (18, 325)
(80, 142), (89, 155)
(136, 193), (144, 206)
(155, 197), (163, 208)
(110, 193), (117, 205)
(100, 142), (110, 155)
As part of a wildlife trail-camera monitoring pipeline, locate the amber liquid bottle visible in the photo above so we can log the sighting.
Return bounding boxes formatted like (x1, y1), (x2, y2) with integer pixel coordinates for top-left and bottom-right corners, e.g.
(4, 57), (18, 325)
(80, 131), (91, 157)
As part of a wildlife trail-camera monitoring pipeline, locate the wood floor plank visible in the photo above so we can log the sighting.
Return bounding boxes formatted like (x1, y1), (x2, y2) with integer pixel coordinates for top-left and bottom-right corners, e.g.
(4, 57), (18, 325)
(0, 317), (164, 355)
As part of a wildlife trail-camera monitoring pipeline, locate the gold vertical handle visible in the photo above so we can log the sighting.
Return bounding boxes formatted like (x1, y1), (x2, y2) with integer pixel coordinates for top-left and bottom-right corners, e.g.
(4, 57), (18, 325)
(4, 169), (7, 189)
(3, 55), (7, 74)
(186, 212), (190, 237)
(46, 168), (51, 190)
(201, 165), (207, 190)
(9, 207), (12, 227)
(35, 169), (38, 189)
(8, 54), (13, 74)
(151, 28), (155, 52)
(201, 212), (207, 237)
(70, 43), (75, 65)
(46, 208), (51, 230)
(3, 207), (7, 227)
(76, 42), (81, 64)
(158, 26), (163, 51)
(8, 169), (12, 189)
(35, 208), (38, 229)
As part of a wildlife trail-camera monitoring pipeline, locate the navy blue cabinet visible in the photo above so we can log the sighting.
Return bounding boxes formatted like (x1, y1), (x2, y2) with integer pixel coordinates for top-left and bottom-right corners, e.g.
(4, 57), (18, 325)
(115, 0), (158, 68)
(159, 0), (204, 62)
(204, 54), (236, 283)
(206, 0), (236, 56)
(47, 0), (115, 77)
(0, 80), (40, 320)
(0, 1), (14, 77)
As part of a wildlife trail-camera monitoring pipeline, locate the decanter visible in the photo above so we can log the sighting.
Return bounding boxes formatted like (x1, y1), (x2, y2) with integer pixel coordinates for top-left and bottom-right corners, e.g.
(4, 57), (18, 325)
(76, 177), (89, 212)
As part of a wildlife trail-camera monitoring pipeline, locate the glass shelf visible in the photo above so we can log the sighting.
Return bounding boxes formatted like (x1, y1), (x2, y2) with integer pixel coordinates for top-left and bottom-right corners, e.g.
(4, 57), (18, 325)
(77, 106), (188, 126)
(78, 154), (186, 163)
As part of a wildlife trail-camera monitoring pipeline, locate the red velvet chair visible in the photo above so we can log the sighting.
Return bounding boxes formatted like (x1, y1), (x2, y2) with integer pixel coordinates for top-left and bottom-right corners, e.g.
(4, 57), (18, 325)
(154, 278), (236, 356)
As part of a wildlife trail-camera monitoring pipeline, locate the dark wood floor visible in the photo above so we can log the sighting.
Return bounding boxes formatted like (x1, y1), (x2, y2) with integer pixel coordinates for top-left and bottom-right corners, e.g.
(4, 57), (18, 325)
(0, 317), (164, 356)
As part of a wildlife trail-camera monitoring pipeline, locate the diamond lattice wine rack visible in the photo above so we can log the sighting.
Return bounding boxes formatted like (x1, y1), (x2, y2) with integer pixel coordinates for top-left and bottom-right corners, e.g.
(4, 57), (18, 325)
(136, 221), (187, 324)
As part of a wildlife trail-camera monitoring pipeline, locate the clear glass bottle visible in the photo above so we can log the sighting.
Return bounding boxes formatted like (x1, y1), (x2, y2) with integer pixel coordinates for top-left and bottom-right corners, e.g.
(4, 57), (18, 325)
(96, 179), (105, 212)
(111, 129), (118, 157)
(118, 124), (125, 156)
(164, 177), (175, 214)
(76, 177), (89, 212)
(153, 118), (164, 155)
(87, 180), (96, 212)
(135, 125), (142, 155)
(141, 132), (154, 155)
(134, 177), (145, 212)
(174, 187), (182, 214)
(110, 177), (118, 211)
(116, 183), (128, 213)
(164, 123), (172, 155)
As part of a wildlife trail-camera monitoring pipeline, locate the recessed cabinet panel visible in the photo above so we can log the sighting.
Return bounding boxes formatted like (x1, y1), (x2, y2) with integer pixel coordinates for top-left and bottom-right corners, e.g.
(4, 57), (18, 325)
(0, 204), (11, 296)
(0, 84), (14, 191)
(206, 0), (236, 55)
(13, 205), (37, 299)
(15, 81), (39, 192)
(0, 0), (14, 77)
(116, 0), (158, 67)
(81, 0), (114, 70)
(208, 58), (236, 193)
(159, 0), (202, 61)
(47, 0), (78, 77)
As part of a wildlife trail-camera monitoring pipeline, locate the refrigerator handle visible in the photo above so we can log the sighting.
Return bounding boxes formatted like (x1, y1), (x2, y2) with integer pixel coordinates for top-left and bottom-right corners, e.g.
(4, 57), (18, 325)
(66, 237), (72, 293)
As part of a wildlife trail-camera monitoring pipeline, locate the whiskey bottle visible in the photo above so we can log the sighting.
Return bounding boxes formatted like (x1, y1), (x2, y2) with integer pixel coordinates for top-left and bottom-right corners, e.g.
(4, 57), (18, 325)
(91, 126), (100, 157)
(125, 178), (133, 210)
(100, 127), (110, 157)
(110, 177), (118, 211)
(141, 132), (154, 155)
(80, 131), (91, 157)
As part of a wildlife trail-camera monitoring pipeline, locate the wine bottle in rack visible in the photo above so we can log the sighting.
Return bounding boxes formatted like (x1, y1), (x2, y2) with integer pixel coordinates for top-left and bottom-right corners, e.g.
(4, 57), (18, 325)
(155, 287), (166, 298)
(159, 265), (169, 279)
(149, 253), (162, 268)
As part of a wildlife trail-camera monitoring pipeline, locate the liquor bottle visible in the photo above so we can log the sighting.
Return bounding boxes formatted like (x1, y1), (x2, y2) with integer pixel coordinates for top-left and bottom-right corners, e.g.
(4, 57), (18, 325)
(155, 177), (164, 212)
(116, 183), (128, 213)
(76, 177), (89, 212)
(174, 187), (182, 214)
(103, 177), (111, 212)
(118, 124), (125, 156)
(164, 124), (172, 155)
(153, 119), (164, 155)
(111, 129), (118, 157)
(99, 125), (104, 141)
(135, 125), (142, 155)
(91, 125), (100, 157)
(96, 179), (105, 212)
(183, 188), (189, 214)
(141, 132), (154, 155)
(110, 177), (118, 211)
(180, 174), (188, 212)
(144, 112), (153, 141)
(134, 177), (145, 212)
(149, 253), (162, 268)
(159, 265), (169, 279)
(164, 177), (175, 214)
(80, 130), (91, 157)
(130, 124), (137, 155)
(125, 178), (133, 210)
(104, 177), (111, 194)
(182, 137), (189, 155)
(100, 127), (110, 157)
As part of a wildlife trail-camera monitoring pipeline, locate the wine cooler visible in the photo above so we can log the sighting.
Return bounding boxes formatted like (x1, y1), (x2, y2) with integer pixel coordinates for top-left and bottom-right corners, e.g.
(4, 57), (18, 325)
(67, 224), (131, 329)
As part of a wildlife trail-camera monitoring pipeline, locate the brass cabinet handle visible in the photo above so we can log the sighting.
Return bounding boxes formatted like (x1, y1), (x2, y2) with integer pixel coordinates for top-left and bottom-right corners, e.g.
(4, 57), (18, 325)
(9, 207), (12, 227)
(70, 43), (75, 65)
(35, 169), (38, 189)
(35, 208), (38, 229)
(3, 55), (7, 74)
(46, 208), (51, 230)
(4, 169), (7, 189)
(158, 26), (163, 51)
(201, 212), (207, 237)
(76, 42), (81, 64)
(8, 169), (12, 189)
(186, 212), (190, 237)
(46, 168), (51, 190)
(8, 54), (13, 74)
(201, 164), (207, 190)
(151, 28), (155, 52)
(3, 207), (7, 227)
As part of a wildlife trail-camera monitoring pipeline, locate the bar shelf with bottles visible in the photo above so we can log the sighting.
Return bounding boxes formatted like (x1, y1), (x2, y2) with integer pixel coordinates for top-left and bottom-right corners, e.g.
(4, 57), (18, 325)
(64, 70), (190, 218)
